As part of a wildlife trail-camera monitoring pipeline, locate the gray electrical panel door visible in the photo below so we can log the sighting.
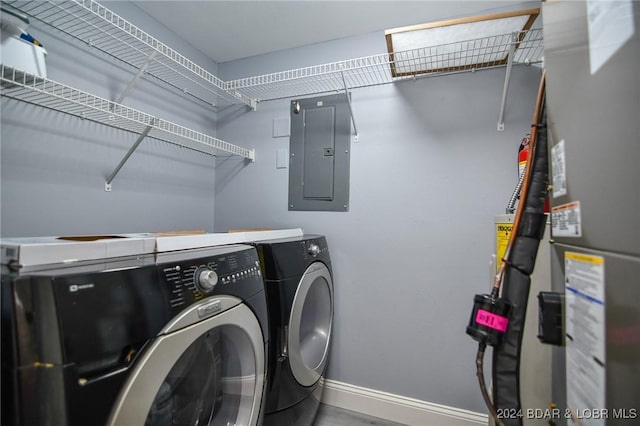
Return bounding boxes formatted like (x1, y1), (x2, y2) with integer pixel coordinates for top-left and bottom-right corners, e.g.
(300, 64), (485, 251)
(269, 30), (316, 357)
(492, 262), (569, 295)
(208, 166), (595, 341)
(303, 107), (335, 200)
(289, 94), (350, 211)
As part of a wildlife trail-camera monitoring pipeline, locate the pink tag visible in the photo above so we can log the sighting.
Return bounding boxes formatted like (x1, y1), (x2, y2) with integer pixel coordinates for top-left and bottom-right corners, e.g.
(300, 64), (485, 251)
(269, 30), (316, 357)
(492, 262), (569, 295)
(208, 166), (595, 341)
(475, 309), (509, 332)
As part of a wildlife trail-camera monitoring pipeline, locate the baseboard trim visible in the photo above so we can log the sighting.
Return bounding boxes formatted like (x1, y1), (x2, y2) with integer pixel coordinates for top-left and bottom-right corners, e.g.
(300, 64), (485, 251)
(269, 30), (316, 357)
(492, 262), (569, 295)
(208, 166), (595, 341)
(321, 379), (488, 426)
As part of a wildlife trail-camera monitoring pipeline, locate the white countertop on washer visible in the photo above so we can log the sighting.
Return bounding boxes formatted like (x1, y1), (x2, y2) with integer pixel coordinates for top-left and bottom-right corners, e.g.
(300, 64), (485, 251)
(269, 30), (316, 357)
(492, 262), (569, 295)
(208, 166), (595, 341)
(1, 228), (305, 267)
(153, 228), (303, 252)
(1, 234), (156, 267)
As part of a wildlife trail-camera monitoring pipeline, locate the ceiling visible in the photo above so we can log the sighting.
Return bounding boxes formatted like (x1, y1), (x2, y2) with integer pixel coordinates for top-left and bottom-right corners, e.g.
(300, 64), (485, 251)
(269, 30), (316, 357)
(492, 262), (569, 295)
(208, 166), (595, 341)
(133, 1), (539, 63)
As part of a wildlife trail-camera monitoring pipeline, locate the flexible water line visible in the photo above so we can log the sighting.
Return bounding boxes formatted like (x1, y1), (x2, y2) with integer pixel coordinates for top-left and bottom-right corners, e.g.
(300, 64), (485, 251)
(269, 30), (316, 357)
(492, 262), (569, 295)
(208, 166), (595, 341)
(506, 164), (526, 214)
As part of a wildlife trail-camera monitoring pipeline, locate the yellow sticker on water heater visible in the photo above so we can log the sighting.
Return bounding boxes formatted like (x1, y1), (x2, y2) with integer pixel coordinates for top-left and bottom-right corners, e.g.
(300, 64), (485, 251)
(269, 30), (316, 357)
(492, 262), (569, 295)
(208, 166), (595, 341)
(496, 222), (513, 272)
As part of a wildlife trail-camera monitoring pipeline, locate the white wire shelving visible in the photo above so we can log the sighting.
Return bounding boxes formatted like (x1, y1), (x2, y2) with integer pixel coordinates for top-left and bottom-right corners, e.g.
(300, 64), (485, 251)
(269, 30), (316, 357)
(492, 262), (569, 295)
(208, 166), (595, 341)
(226, 29), (544, 103)
(0, 65), (255, 161)
(4, 0), (544, 107)
(7, 0), (544, 106)
(2, 0), (545, 180)
(5, 0), (255, 109)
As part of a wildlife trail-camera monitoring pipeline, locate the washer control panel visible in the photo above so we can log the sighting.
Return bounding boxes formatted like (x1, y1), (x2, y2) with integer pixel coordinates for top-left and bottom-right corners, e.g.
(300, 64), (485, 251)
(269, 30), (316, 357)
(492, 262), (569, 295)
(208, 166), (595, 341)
(159, 248), (263, 316)
(195, 267), (219, 294)
(299, 238), (327, 261)
(308, 243), (321, 257)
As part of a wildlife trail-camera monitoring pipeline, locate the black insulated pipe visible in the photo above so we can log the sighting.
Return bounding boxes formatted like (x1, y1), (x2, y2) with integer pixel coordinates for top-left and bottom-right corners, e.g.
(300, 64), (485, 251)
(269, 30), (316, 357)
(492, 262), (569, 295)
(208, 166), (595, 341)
(491, 98), (549, 426)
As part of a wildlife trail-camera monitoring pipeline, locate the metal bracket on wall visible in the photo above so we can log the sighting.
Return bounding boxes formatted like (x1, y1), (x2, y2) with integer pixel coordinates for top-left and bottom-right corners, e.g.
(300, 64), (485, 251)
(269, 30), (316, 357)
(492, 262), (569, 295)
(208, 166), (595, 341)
(497, 32), (519, 132)
(340, 71), (359, 142)
(115, 51), (158, 105)
(105, 118), (157, 191)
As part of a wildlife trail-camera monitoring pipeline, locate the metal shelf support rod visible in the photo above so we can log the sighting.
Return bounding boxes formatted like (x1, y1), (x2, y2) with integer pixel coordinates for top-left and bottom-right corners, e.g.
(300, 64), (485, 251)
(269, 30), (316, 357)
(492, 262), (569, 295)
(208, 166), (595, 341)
(340, 71), (359, 139)
(105, 119), (156, 191)
(115, 51), (158, 105)
(497, 32), (519, 132)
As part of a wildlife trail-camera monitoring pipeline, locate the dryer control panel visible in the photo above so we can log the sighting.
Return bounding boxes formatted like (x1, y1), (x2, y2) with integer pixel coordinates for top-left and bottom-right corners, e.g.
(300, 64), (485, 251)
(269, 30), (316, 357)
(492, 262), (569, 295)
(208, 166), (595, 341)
(257, 235), (331, 279)
(158, 246), (264, 317)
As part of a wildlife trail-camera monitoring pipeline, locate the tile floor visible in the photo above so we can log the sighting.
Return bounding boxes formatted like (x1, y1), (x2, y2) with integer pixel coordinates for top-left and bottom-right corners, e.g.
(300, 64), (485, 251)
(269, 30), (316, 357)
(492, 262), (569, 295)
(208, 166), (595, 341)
(313, 404), (408, 426)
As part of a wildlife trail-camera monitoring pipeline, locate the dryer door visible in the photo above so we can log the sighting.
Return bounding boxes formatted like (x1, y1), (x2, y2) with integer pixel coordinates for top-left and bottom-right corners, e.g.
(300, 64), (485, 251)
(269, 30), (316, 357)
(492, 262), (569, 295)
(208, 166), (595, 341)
(288, 262), (333, 387)
(108, 296), (265, 426)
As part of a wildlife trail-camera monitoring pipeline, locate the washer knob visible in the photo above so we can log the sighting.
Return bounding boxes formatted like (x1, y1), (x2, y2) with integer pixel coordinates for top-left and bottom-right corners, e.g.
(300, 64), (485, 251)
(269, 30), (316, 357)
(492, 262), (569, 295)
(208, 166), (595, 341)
(196, 268), (218, 293)
(308, 244), (321, 257)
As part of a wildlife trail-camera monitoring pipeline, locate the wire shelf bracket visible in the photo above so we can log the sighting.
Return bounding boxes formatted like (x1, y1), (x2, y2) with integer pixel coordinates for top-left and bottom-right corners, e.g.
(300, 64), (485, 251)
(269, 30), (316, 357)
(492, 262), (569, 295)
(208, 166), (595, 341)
(340, 71), (359, 142)
(105, 119), (156, 191)
(497, 32), (518, 132)
(115, 51), (157, 105)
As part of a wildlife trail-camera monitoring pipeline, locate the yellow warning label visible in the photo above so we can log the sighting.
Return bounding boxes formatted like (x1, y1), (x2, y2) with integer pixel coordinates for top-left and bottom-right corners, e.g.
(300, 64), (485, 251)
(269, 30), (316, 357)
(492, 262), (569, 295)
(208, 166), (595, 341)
(496, 222), (513, 272)
(565, 252), (604, 265)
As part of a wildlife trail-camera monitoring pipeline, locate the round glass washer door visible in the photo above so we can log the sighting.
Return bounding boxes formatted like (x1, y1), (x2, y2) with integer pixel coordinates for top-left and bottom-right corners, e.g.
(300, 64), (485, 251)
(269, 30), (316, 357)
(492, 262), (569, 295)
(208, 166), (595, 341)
(288, 261), (333, 387)
(108, 297), (264, 426)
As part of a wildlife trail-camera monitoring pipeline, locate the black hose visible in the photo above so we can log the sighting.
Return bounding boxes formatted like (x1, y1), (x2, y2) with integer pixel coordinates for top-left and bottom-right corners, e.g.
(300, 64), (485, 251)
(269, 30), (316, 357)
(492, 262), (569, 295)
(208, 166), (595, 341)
(476, 342), (505, 426)
(492, 83), (548, 425)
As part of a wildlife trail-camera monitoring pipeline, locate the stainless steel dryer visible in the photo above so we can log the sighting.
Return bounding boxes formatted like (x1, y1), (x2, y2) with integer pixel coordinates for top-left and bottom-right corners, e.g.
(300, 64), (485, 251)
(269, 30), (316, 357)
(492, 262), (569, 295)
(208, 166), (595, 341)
(1, 244), (268, 426)
(250, 235), (333, 426)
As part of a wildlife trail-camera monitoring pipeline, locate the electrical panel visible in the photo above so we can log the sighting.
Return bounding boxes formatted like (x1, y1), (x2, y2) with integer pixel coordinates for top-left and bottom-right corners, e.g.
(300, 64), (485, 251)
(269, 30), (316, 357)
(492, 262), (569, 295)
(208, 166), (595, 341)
(288, 94), (351, 212)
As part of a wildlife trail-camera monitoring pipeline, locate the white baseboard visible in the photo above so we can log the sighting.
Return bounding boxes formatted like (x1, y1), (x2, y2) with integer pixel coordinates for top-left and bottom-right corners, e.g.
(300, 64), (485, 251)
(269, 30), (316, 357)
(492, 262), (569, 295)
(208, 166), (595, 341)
(321, 379), (488, 426)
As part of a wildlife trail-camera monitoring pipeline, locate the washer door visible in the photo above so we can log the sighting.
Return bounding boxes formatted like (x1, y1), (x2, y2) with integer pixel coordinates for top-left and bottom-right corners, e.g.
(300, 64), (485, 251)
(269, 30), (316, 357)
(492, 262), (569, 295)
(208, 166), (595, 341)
(288, 262), (333, 387)
(108, 298), (264, 426)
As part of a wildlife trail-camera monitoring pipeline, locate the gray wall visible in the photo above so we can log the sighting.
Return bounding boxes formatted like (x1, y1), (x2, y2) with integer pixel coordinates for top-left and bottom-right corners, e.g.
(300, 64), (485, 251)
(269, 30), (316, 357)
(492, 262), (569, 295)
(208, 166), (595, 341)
(1, 2), (220, 237)
(215, 33), (542, 413)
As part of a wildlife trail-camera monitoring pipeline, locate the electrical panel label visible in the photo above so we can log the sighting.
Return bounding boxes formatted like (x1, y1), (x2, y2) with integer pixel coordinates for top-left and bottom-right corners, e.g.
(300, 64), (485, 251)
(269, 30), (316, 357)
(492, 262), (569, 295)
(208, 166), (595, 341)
(551, 139), (567, 198)
(552, 201), (582, 237)
(565, 252), (605, 426)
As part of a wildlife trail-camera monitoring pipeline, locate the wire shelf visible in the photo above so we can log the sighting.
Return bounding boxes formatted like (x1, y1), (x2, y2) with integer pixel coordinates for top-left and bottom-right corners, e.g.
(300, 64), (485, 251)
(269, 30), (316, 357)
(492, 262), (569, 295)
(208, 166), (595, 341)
(5, 0), (254, 108)
(1, 65), (255, 160)
(227, 28), (544, 102)
(6, 1), (543, 107)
